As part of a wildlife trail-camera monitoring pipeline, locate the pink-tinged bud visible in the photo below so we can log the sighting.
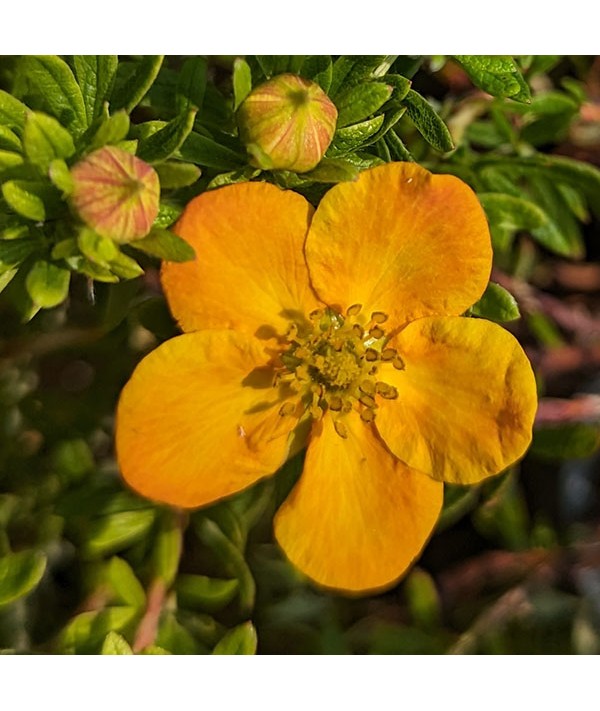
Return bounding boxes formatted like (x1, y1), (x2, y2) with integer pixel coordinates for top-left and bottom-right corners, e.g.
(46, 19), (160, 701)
(237, 73), (338, 173)
(70, 146), (160, 244)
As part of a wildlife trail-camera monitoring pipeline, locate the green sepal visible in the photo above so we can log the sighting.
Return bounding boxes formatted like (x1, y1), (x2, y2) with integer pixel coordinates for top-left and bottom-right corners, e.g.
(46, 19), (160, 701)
(154, 161), (201, 189)
(212, 622), (257, 655)
(23, 111), (75, 172)
(403, 89), (454, 152)
(131, 227), (195, 262)
(25, 259), (70, 308)
(470, 282), (520, 322)
(0, 550), (47, 606)
(335, 82), (393, 128)
(453, 55), (531, 103)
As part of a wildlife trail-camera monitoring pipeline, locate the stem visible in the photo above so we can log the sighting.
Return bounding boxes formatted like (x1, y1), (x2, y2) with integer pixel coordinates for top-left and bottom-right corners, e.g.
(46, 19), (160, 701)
(132, 578), (167, 653)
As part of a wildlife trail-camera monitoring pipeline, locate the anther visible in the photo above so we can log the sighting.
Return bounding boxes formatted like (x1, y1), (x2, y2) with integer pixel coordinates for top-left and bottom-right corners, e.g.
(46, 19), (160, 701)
(360, 408), (376, 423)
(365, 348), (379, 362)
(371, 311), (388, 324)
(376, 383), (399, 399)
(334, 420), (349, 439)
(309, 309), (321, 320)
(392, 355), (405, 370)
(279, 402), (297, 416)
(359, 380), (376, 395)
(352, 324), (364, 338)
(381, 348), (397, 361)
(369, 326), (385, 339)
(346, 303), (362, 317)
(359, 394), (376, 408)
(329, 395), (343, 411)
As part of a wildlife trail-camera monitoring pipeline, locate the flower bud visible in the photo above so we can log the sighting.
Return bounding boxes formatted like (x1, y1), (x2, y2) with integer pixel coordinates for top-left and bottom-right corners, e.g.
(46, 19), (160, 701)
(237, 73), (338, 173)
(70, 146), (160, 244)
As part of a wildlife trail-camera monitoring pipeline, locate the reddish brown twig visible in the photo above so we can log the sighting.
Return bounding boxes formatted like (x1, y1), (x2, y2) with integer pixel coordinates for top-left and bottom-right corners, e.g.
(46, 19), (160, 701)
(132, 579), (167, 653)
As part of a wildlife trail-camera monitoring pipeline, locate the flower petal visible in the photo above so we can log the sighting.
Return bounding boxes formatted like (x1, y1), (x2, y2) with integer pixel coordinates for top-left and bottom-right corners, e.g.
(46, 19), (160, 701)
(274, 413), (443, 593)
(116, 330), (297, 508)
(375, 316), (537, 485)
(305, 162), (492, 328)
(162, 181), (321, 337)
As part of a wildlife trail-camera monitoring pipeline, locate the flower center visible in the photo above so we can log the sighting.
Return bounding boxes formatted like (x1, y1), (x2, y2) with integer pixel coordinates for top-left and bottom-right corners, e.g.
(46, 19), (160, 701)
(276, 305), (405, 438)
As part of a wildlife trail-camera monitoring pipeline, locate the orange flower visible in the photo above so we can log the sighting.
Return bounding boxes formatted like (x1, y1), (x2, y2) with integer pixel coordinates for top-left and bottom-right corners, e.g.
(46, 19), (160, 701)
(116, 162), (537, 593)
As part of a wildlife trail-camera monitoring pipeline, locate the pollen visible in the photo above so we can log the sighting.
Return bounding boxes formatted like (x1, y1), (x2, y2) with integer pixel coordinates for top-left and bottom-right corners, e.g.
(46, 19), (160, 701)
(275, 306), (405, 438)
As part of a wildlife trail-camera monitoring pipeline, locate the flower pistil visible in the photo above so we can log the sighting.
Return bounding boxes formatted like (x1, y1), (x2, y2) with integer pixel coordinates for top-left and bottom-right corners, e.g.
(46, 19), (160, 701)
(276, 305), (402, 437)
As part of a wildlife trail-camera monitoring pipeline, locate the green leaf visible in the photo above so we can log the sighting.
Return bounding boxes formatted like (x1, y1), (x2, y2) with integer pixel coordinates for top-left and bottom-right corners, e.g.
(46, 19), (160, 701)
(14, 56), (87, 134)
(329, 115), (385, 155)
(473, 472), (530, 550)
(0, 268), (17, 294)
(60, 607), (138, 653)
(140, 645), (171, 655)
(23, 111), (75, 172)
(0, 238), (38, 271)
(0, 125), (22, 152)
(453, 55), (531, 103)
(88, 110), (130, 151)
(303, 158), (359, 183)
(470, 282), (520, 322)
(335, 82), (393, 128)
(196, 518), (255, 614)
(404, 568), (441, 629)
(131, 227), (195, 262)
(0, 149), (24, 172)
(101, 631), (134, 655)
(330, 56), (396, 97)
(0, 550), (47, 606)
(48, 158), (75, 194)
(111, 56), (164, 113)
(403, 89), (454, 152)
(153, 202), (182, 228)
(71, 55), (118, 124)
(384, 74), (412, 101)
(0, 89), (28, 132)
(175, 575), (239, 613)
(207, 167), (261, 189)
(213, 622), (257, 655)
(177, 56), (208, 111)
(108, 251), (144, 280)
(153, 511), (182, 587)
(529, 177), (584, 258)
(154, 161), (201, 189)
(106, 556), (146, 609)
(2, 180), (46, 221)
(233, 58), (252, 111)
(82, 509), (156, 558)
(478, 192), (547, 231)
(300, 56), (333, 93)
(178, 132), (245, 170)
(25, 259), (70, 308)
(77, 227), (119, 266)
(531, 424), (600, 460)
(137, 108), (197, 163)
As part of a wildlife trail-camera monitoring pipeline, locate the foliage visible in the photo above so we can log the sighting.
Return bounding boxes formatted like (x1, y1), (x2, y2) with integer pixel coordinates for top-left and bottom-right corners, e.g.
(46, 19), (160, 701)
(1, 55), (600, 654)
